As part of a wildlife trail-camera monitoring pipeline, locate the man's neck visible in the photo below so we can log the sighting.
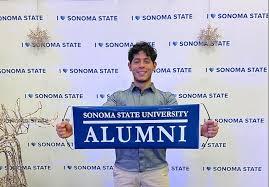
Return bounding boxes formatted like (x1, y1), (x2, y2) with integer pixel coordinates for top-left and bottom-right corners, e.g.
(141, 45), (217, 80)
(133, 81), (152, 92)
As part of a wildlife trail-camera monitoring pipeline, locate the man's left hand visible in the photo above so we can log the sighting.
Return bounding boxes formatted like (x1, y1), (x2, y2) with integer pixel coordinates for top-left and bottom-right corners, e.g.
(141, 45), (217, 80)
(201, 120), (219, 138)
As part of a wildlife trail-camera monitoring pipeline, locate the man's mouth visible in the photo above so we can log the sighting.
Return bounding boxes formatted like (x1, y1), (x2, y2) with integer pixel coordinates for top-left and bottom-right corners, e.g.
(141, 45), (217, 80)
(137, 71), (147, 75)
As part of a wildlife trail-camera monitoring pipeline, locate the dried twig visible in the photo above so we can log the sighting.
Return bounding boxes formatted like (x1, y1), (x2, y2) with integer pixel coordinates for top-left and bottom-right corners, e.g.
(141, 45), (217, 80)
(0, 99), (57, 187)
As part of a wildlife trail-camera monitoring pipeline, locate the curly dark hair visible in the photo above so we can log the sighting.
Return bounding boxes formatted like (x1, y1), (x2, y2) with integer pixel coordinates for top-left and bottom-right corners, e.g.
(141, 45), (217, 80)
(128, 41), (157, 63)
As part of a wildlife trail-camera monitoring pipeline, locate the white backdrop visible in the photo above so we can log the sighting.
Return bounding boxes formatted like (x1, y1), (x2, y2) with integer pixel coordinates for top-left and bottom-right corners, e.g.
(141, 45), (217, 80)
(0, 0), (268, 187)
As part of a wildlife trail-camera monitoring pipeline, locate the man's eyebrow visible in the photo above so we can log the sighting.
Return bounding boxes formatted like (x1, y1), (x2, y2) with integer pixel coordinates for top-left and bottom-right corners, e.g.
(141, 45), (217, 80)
(133, 57), (151, 60)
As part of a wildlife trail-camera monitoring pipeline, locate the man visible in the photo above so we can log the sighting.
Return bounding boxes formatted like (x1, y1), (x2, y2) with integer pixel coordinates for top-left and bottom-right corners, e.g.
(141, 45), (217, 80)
(56, 41), (219, 187)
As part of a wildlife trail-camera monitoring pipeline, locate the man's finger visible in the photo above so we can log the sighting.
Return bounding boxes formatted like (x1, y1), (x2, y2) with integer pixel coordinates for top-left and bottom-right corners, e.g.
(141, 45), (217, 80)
(56, 123), (65, 128)
(57, 129), (66, 133)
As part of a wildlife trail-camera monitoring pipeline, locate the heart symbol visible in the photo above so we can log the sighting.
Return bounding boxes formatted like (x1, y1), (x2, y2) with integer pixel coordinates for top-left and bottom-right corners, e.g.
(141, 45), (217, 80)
(63, 69), (68, 73)
(31, 142), (36, 146)
(209, 68), (214, 72)
(210, 14), (216, 18)
(28, 94), (33, 98)
(25, 42), (30, 47)
(100, 94), (105, 98)
(60, 16), (65, 20)
(206, 167), (211, 171)
(135, 16), (140, 20)
(98, 43), (103, 47)
(172, 41), (178, 46)
(67, 166), (72, 169)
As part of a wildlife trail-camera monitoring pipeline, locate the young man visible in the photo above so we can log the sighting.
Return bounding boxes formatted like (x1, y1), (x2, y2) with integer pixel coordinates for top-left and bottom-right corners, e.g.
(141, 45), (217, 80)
(56, 41), (219, 187)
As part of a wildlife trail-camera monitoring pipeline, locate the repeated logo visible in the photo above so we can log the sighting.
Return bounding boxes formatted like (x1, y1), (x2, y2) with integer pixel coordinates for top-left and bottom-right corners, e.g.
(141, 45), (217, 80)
(214, 117), (265, 125)
(170, 166), (190, 172)
(21, 42), (82, 48)
(0, 68), (46, 74)
(59, 68), (119, 74)
(176, 93), (229, 99)
(205, 67), (268, 73)
(64, 165), (114, 171)
(27, 141), (74, 148)
(154, 67), (192, 73)
(131, 13), (192, 21)
(201, 142), (227, 148)
(94, 41), (156, 48)
(0, 165), (51, 171)
(207, 12), (268, 19)
(0, 15), (43, 21)
(56, 15), (118, 22)
(169, 40), (231, 47)
(203, 166), (262, 172)
(24, 93), (84, 99)
(96, 93), (111, 99)
(96, 92), (230, 100)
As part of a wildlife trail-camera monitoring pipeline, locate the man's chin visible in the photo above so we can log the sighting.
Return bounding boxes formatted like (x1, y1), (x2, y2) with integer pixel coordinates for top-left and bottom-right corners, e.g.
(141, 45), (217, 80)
(134, 79), (150, 83)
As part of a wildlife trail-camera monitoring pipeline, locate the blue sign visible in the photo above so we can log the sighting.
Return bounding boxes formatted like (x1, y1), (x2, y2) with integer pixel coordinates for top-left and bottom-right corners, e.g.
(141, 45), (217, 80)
(73, 105), (200, 149)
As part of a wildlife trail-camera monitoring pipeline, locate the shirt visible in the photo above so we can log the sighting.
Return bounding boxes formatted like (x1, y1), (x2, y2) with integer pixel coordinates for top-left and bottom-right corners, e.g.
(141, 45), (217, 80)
(103, 82), (178, 172)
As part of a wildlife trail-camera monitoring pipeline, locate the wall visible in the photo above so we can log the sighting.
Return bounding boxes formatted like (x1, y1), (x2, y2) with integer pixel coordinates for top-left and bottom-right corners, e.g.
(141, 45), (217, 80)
(0, 0), (268, 187)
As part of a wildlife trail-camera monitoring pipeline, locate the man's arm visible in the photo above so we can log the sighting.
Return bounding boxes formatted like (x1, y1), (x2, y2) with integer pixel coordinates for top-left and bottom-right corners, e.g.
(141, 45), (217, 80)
(164, 92), (219, 138)
(56, 92), (120, 139)
(165, 92), (178, 105)
(102, 92), (118, 106)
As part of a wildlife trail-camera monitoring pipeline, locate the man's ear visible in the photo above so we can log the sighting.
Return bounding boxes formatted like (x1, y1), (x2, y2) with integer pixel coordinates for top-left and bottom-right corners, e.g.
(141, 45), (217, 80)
(128, 62), (131, 71)
(153, 61), (157, 70)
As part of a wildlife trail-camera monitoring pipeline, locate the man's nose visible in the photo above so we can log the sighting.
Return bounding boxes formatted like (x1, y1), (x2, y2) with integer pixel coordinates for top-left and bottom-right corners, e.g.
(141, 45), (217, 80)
(138, 61), (146, 67)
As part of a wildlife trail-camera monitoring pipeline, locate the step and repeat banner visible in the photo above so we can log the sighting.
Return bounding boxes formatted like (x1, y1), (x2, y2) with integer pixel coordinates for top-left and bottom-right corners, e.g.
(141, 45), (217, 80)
(0, 0), (268, 187)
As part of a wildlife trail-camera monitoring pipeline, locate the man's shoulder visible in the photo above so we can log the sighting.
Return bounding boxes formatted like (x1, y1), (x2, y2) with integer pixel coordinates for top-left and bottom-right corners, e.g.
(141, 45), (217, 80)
(110, 88), (130, 97)
(155, 88), (175, 97)
(154, 88), (178, 105)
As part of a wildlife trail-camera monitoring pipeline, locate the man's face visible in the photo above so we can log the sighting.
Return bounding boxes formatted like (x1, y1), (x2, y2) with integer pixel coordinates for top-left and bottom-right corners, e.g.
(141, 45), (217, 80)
(128, 51), (157, 84)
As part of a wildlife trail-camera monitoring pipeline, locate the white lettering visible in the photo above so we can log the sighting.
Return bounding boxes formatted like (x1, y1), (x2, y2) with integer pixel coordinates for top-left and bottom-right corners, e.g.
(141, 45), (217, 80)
(117, 126), (132, 143)
(84, 127), (99, 142)
(135, 126), (154, 142)
(179, 126), (186, 142)
(100, 127), (114, 142)
(157, 126), (175, 142)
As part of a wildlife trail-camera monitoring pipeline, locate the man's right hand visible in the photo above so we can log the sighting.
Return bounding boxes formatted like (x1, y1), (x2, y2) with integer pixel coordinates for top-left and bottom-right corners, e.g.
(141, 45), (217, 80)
(56, 121), (73, 138)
